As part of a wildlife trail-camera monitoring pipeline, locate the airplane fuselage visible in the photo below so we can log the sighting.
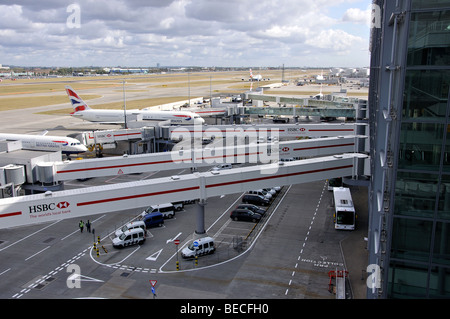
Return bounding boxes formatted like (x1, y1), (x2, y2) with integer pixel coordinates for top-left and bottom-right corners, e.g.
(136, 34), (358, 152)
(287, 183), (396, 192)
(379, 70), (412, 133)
(71, 109), (204, 125)
(0, 133), (87, 154)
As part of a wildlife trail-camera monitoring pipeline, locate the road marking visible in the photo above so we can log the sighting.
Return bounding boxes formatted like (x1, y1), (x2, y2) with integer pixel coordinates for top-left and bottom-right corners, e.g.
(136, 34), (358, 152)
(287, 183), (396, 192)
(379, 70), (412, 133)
(61, 214), (106, 240)
(0, 268), (11, 276)
(67, 273), (104, 283)
(286, 181), (327, 297)
(0, 220), (61, 252)
(146, 249), (163, 261)
(25, 246), (51, 261)
(166, 232), (182, 244)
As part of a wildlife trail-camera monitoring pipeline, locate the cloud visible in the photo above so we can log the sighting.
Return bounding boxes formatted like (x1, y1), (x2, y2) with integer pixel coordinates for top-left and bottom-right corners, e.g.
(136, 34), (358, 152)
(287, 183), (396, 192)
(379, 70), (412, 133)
(0, 0), (371, 67)
(342, 7), (372, 26)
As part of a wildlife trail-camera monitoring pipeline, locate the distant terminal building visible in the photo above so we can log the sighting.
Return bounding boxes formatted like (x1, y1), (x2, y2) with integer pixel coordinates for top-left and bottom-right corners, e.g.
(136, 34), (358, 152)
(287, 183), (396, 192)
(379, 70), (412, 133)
(107, 68), (149, 74)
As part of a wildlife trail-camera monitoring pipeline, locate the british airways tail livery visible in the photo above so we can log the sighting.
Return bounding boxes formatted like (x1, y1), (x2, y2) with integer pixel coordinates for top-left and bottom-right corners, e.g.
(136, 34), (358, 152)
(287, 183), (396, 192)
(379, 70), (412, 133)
(65, 86), (205, 125)
(0, 133), (87, 154)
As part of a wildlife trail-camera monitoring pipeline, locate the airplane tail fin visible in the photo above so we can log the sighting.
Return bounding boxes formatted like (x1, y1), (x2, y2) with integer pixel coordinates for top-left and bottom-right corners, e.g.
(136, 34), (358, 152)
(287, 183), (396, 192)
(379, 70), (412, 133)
(65, 86), (91, 113)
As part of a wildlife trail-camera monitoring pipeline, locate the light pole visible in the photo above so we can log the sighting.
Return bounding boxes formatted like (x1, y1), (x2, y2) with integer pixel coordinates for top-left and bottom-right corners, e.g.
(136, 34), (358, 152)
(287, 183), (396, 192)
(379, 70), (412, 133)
(123, 80), (127, 129)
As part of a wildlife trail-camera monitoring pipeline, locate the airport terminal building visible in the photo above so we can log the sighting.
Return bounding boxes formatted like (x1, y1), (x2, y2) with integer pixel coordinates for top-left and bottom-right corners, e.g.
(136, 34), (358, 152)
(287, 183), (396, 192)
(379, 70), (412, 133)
(368, 0), (450, 298)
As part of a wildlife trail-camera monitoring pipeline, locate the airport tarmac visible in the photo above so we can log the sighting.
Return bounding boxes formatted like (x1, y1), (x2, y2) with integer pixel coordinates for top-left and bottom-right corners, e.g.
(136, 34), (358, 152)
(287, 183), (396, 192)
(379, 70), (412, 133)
(0, 72), (369, 300)
(0, 179), (368, 300)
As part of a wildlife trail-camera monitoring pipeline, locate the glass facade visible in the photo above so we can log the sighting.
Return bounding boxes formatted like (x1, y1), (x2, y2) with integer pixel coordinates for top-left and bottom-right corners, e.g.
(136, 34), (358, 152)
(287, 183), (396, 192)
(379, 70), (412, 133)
(388, 0), (450, 298)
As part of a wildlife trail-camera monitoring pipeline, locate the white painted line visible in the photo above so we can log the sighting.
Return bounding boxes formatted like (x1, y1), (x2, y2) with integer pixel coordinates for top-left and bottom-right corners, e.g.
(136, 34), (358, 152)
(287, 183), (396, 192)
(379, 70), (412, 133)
(25, 246), (51, 261)
(0, 268), (11, 276)
(0, 220), (61, 252)
(166, 232), (182, 244)
(146, 249), (163, 261)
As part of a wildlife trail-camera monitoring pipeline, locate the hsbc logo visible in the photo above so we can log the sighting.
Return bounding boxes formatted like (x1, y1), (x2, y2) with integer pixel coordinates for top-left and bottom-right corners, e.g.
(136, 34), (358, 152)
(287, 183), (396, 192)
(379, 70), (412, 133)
(287, 128), (306, 132)
(57, 201), (70, 209)
(29, 202), (71, 214)
(282, 147), (290, 152)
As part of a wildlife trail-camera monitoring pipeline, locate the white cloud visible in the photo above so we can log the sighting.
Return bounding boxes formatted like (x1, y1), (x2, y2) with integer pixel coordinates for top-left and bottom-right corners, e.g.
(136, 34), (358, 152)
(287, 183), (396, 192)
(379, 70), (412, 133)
(0, 0), (371, 67)
(342, 7), (372, 26)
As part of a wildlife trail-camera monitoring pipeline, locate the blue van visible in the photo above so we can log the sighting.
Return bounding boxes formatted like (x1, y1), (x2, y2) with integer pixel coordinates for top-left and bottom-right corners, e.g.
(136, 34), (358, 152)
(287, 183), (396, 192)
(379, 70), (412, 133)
(142, 212), (164, 228)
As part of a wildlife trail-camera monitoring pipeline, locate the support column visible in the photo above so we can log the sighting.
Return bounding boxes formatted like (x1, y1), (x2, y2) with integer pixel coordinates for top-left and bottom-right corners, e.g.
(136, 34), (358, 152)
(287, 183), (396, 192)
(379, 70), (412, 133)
(195, 199), (206, 235)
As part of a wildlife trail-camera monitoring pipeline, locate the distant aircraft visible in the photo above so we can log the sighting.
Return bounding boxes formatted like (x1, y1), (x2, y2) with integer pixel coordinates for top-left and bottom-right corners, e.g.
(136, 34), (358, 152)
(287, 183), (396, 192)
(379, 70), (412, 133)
(242, 68), (264, 82)
(65, 86), (205, 125)
(0, 132), (87, 154)
(312, 84), (324, 100)
(249, 68), (262, 81)
(316, 70), (327, 82)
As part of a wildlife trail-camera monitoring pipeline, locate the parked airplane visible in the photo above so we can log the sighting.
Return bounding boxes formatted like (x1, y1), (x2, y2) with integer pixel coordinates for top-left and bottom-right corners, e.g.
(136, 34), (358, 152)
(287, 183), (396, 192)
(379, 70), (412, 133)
(65, 86), (205, 125)
(0, 132), (87, 154)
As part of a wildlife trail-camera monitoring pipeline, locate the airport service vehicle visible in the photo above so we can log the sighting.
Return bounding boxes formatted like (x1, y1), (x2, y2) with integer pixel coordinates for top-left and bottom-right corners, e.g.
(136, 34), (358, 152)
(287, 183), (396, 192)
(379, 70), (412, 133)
(235, 204), (266, 216)
(142, 203), (176, 219)
(332, 187), (356, 230)
(65, 86), (204, 125)
(141, 212), (164, 228)
(242, 194), (270, 206)
(0, 133), (87, 155)
(114, 221), (146, 238)
(181, 237), (215, 258)
(112, 228), (146, 248)
(230, 209), (262, 222)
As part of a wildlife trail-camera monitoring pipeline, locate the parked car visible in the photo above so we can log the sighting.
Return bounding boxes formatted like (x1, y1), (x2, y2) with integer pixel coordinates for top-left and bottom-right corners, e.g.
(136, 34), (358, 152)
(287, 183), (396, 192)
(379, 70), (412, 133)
(271, 186), (281, 193)
(236, 204), (266, 216)
(172, 201), (185, 211)
(262, 188), (277, 196)
(141, 212), (164, 228)
(242, 194), (270, 206)
(230, 209), (262, 222)
(247, 189), (272, 200)
(211, 163), (232, 171)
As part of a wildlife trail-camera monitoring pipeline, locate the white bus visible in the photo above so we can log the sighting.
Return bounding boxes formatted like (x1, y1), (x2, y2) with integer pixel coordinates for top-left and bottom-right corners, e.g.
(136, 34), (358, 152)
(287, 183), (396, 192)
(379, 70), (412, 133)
(332, 187), (356, 230)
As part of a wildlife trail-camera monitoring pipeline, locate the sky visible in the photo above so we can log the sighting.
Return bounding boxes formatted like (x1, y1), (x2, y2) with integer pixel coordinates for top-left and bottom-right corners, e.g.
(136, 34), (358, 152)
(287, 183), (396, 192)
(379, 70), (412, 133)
(0, 0), (372, 68)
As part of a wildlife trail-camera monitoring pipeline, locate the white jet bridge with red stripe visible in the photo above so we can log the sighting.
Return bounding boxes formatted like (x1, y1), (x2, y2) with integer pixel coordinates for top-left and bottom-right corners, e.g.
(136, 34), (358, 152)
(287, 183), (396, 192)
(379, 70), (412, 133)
(169, 122), (363, 139)
(0, 153), (369, 229)
(47, 135), (365, 182)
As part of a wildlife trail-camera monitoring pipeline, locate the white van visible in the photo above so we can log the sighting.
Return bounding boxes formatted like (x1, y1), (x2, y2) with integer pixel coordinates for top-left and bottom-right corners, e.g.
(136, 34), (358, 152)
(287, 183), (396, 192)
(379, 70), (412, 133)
(142, 203), (175, 219)
(181, 236), (215, 258)
(112, 228), (146, 248)
(114, 221), (146, 238)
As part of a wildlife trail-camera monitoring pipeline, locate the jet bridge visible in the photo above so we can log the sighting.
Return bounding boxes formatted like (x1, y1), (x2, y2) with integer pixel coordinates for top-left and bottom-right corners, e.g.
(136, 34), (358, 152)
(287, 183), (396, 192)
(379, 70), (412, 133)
(167, 122), (365, 140)
(0, 153), (369, 229)
(37, 135), (366, 183)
